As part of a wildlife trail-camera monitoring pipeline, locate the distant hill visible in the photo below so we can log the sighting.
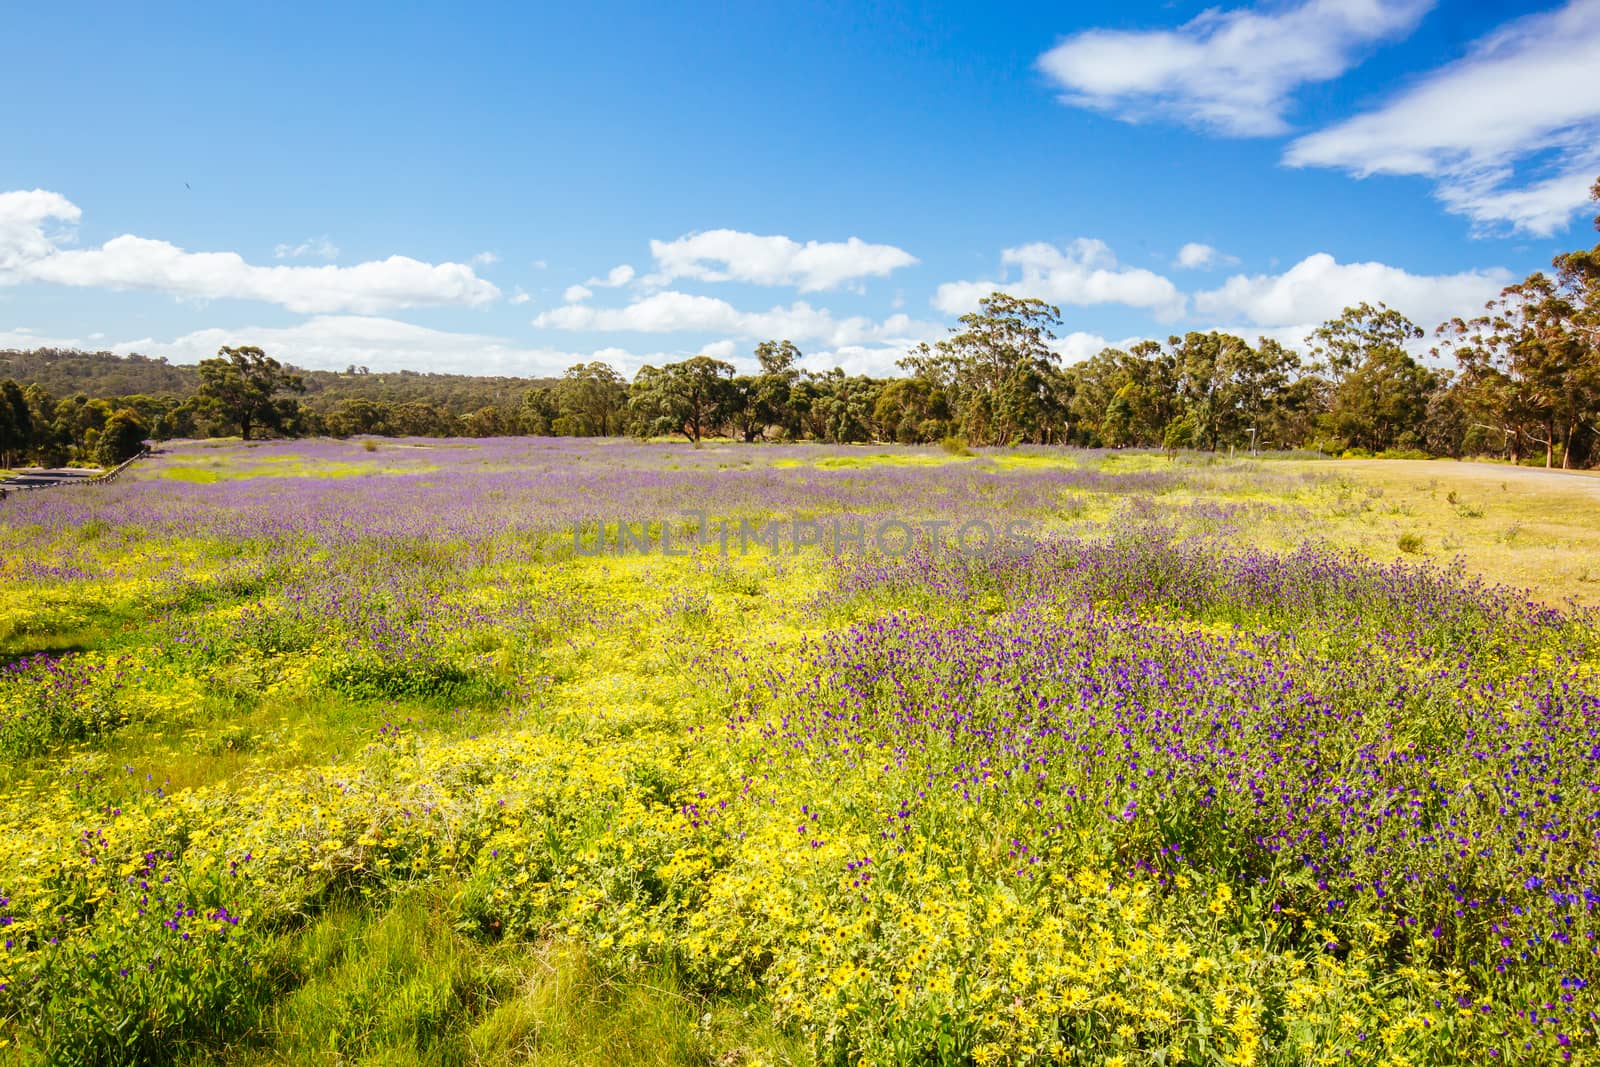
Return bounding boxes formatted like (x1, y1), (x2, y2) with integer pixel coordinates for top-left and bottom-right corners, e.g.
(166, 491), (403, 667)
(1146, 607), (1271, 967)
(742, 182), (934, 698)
(0, 348), (559, 416)
(0, 349), (198, 397)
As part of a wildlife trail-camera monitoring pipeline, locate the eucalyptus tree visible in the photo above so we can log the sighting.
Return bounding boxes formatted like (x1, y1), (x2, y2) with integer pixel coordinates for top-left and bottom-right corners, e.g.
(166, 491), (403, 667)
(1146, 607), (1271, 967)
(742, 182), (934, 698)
(1439, 274), (1594, 468)
(1309, 305), (1435, 453)
(901, 292), (1064, 446)
(553, 361), (628, 436)
(732, 340), (804, 441)
(195, 346), (305, 441)
(628, 355), (738, 443)
(0, 378), (31, 468)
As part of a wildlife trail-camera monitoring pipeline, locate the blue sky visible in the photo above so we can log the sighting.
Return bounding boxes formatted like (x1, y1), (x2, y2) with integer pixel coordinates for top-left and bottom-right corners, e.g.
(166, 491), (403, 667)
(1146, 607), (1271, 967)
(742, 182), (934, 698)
(2, 0), (1597, 378)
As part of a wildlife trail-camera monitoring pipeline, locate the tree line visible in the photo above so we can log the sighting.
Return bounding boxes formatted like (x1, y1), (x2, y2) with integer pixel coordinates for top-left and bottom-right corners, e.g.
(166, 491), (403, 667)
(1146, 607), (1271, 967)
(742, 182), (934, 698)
(4, 178), (1598, 470)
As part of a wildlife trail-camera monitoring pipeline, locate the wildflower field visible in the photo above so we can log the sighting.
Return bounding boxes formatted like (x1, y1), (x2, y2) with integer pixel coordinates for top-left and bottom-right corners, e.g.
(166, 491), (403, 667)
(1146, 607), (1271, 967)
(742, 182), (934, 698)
(2, 437), (1599, 1066)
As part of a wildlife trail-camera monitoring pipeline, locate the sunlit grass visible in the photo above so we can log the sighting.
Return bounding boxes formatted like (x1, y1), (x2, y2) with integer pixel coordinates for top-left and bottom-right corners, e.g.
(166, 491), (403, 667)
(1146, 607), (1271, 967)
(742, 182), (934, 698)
(2, 438), (1599, 1064)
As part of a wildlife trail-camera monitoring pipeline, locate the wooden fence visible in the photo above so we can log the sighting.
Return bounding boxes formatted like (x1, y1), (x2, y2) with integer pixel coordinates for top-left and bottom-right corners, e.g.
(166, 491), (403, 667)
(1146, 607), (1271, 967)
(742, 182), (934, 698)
(0, 449), (150, 499)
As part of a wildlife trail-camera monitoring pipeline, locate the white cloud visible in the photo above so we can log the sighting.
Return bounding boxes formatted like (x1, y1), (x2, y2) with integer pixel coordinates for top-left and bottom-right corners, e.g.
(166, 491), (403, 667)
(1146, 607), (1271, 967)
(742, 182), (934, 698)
(0, 190), (78, 270)
(273, 235), (339, 260)
(0, 326), (79, 349)
(797, 345), (917, 378)
(1188, 321), (1334, 356)
(934, 239), (1187, 321)
(700, 339), (739, 360)
(471, 251), (500, 267)
(1038, 0), (1431, 136)
(562, 284), (593, 303)
(509, 287), (531, 305)
(586, 264), (635, 288)
(1174, 242), (1238, 270)
(535, 290), (941, 348)
(57, 316), (668, 377)
(1285, 0), (1600, 234)
(1051, 331), (1129, 364)
(646, 230), (917, 292)
(0, 189), (500, 313)
(1193, 252), (1510, 328)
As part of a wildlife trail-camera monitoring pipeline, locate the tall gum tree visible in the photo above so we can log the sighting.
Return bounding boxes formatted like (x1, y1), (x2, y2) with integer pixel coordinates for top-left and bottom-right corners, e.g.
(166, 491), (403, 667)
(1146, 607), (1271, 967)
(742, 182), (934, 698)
(195, 346), (305, 442)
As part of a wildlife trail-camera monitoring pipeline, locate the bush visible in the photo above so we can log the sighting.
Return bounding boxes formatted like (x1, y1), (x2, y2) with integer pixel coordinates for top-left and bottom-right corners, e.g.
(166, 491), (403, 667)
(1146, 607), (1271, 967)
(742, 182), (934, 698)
(0, 655), (124, 758)
(323, 654), (499, 704)
(94, 410), (149, 468)
(2, 868), (268, 1066)
(939, 436), (972, 457)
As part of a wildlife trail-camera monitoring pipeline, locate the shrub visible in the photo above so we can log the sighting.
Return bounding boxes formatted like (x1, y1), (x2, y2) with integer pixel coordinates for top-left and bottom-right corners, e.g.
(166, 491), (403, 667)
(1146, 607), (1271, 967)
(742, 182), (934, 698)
(2, 869), (268, 1066)
(939, 436), (972, 457)
(0, 655), (124, 758)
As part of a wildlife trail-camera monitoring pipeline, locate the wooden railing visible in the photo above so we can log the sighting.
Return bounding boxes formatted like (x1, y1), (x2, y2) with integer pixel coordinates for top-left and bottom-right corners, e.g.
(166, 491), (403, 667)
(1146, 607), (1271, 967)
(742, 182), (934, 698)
(0, 449), (150, 499)
(88, 448), (151, 485)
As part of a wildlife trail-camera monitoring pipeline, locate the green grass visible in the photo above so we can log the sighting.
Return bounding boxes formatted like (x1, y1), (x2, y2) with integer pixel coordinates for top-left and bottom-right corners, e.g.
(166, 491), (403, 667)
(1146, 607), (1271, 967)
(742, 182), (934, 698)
(213, 889), (799, 1067)
(7, 440), (1600, 1065)
(158, 460), (441, 483)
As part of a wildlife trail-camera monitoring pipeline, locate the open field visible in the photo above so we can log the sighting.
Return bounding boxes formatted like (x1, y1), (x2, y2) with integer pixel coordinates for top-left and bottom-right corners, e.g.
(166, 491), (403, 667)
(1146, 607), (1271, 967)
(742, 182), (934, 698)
(2, 438), (1599, 1065)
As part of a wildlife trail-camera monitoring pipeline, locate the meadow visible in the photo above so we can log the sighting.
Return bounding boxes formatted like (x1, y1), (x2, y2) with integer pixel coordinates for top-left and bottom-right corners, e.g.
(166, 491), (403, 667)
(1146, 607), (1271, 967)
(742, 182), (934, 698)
(1, 437), (1598, 1066)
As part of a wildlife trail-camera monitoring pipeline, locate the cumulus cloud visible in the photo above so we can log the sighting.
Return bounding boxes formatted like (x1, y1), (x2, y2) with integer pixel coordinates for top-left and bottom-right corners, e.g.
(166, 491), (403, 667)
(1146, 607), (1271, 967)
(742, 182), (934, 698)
(1052, 331), (1140, 364)
(1038, 0), (1431, 136)
(1285, 0), (1600, 234)
(586, 264), (635, 288)
(535, 290), (941, 349)
(562, 284), (594, 303)
(509, 287), (532, 305)
(1193, 252), (1510, 328)
(1174, 242), (1238, 270)
(646, 230), (917, 292)
(0, 189), (500, 313)
(12, 316), (669, 377)
(273, 235), (339, 260)
(0, 325), (85, 350)
(0, 190), (78, 270)
(794, 345), (917, 378)
(934, 239), (1187, 321)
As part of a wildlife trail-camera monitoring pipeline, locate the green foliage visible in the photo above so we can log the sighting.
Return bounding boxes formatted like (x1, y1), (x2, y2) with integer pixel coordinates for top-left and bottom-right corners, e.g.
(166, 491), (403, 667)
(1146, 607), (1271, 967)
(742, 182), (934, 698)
(628, 355), (738, 442)
(0, 656), (124, 758)
(3, 868), (267, 1066)
(4, 438), (1600, 1063)
(901, 292), (1068, 446)
(551, 362), (629, 437)
(0, 380), (34, 469)
(1310, 306), (1441, 455)
(93, 409), (148, 468)
(195, 346), (305, 442)
(322, 656), (496, 704)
